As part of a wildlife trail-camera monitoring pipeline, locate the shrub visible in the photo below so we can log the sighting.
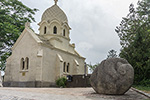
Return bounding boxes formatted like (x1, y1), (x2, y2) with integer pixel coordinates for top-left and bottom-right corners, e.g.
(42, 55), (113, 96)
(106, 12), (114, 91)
(56, 77), (67, 88)
(138, 79), (150, 87)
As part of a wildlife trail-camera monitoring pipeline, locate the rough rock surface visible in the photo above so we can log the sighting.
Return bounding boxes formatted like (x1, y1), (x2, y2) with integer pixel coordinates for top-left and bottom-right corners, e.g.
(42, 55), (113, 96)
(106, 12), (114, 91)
(90, 58), (134, 95)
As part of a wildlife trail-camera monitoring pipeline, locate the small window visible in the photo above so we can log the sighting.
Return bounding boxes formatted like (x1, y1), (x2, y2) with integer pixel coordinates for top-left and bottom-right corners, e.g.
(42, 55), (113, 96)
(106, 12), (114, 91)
(63, 29), (65, 36)
(23, 61), (25, 70)
(67, 63), (70, 73)
(44, 26), (47, 34)
(25, 57), (29, 70)
(53, 26), (57, 34)
(63, 62), (66, 72)
(21, 58), (25, 70)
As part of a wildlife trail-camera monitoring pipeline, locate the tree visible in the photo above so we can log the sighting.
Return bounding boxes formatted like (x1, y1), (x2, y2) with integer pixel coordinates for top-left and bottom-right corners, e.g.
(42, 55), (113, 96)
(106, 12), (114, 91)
(87, 63), (100, 72)
(107, 49), (117, 59)
(116, 0), (150, 85)
(0, 0), (38, 70)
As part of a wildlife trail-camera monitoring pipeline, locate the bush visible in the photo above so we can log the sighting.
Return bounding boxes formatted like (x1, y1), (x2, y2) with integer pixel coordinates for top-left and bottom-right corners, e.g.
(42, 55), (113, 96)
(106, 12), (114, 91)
(132, 85), (150, 91)
(56, 77), (67, 88)
(138, 79), (150, 87)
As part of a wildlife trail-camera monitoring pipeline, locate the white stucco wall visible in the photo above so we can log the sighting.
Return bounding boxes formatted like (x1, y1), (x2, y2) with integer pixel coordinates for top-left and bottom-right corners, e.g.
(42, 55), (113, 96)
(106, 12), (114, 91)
(5, 30), (42, 83)
(40, 44), (85, 83)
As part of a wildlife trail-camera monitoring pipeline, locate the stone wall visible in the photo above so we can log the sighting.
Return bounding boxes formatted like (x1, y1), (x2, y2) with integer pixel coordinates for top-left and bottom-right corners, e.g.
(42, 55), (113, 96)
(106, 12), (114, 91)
(66, 74), (91, 87)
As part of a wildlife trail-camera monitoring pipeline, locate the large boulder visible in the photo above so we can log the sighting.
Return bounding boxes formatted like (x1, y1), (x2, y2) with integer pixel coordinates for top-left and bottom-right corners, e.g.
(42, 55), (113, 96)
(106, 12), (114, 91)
(90, 58), (134, 95)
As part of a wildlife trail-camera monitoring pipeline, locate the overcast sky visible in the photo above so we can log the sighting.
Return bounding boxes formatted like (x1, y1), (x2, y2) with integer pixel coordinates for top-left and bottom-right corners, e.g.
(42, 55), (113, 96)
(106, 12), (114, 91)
(20, 0), (139, 64)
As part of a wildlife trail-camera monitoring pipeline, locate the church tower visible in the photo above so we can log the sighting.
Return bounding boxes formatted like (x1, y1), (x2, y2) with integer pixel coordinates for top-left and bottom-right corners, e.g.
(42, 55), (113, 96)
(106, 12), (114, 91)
(38, 0), (72, 49)
(39, 0), (70, 36)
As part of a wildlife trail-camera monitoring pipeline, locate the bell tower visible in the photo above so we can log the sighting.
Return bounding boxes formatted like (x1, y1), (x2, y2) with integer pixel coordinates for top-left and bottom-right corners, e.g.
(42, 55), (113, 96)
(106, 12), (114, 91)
(38, 0), (71, 40)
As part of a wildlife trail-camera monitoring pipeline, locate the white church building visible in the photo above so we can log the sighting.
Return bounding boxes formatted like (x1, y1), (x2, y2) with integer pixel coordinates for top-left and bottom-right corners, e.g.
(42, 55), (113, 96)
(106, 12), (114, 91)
(4, 0), (86, 87)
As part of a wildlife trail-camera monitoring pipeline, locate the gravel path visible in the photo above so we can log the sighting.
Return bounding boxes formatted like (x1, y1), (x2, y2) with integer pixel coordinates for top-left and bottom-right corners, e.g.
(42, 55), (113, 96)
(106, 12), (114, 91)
(0, 88), (149, 100)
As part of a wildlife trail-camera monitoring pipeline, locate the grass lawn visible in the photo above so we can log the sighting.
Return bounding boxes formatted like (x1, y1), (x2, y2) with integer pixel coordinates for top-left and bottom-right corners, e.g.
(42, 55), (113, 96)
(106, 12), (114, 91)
(133, 85), (150, 93)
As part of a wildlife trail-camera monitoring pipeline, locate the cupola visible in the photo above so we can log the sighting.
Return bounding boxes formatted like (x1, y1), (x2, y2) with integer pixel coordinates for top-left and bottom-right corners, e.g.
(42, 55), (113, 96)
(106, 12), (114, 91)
(38, 0), (71, 39)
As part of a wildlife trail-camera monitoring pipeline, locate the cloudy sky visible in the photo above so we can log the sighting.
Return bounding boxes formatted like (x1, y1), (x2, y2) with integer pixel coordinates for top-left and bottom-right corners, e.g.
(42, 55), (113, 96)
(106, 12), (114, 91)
(20, 0), (139, 64)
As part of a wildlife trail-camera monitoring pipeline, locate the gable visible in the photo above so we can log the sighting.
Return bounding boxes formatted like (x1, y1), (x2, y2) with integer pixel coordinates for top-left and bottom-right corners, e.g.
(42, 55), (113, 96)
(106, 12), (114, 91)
(12, 27), (42, 51)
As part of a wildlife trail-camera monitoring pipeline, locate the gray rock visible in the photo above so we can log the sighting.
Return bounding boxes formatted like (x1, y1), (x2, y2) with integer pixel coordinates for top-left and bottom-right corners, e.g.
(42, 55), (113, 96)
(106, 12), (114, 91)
(90, 58), (134, 95)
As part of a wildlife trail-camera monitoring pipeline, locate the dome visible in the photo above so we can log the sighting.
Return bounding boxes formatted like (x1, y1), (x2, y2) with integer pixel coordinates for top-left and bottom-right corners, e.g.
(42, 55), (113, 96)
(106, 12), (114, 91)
(41, 5), (68, 23)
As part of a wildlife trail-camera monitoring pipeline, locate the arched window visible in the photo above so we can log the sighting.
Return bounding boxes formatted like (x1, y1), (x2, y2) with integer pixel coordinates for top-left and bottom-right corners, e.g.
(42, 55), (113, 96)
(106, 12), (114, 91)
(20, 58), (25, 70)
(67, 63), (70, 73)
(44, 26), (47, 34)
(63, 62), (66, 72)
(25, 57), (29, 70)
(53, 26), (57, 34)
(63, 29), (65, 36)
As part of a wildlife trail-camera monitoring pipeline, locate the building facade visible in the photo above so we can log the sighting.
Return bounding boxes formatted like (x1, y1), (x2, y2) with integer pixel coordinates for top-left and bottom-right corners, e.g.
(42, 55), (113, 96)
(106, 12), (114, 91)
(4, 0), (86, 87)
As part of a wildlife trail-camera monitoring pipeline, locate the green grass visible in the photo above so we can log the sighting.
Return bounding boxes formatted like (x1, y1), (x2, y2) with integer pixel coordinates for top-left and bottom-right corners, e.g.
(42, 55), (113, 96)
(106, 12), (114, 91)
(133, 85), (150, 92)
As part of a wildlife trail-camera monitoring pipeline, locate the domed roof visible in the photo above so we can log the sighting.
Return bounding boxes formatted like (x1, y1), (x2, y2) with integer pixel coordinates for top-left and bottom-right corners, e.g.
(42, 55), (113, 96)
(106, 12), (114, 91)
(41, 4), (68, 23)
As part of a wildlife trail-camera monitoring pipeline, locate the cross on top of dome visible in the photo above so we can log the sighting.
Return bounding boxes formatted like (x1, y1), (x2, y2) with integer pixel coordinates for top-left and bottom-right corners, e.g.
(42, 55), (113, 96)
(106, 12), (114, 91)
(54, 0), (58, 5)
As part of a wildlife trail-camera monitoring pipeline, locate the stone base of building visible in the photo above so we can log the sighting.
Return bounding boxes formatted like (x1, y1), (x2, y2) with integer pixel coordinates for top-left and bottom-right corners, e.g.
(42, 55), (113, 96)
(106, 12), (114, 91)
(3, 81), (56, 87)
